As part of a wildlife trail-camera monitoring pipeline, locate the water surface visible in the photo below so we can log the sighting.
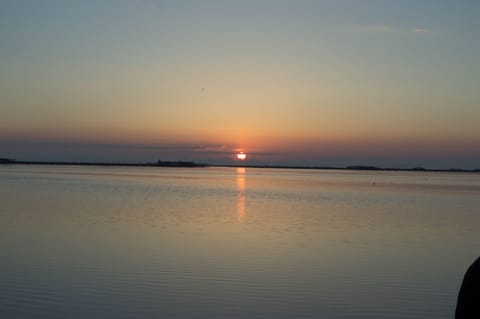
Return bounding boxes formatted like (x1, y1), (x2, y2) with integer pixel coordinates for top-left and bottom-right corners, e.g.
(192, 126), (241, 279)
(1, 165), (479, 318)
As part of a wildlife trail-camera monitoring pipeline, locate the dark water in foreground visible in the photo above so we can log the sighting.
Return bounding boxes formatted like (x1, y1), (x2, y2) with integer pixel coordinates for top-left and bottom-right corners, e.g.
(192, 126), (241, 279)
(1, 165), (479, 319)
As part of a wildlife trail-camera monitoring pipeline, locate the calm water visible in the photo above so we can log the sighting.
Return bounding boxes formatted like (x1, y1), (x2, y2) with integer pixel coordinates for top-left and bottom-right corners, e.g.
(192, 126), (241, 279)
(1, 165), (479, 319)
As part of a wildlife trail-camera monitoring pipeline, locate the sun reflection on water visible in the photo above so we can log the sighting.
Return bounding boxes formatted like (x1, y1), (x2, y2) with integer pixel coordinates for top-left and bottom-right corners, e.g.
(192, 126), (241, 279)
(236, 167), (246, 222)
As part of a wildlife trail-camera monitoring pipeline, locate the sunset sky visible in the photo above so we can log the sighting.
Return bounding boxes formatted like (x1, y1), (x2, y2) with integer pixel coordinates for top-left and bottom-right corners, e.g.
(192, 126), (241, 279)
(1, 0), (479, 168)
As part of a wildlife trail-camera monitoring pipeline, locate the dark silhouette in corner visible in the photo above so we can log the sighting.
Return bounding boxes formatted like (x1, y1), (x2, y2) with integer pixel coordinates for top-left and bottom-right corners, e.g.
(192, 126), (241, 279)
(456, 256), (480, 319)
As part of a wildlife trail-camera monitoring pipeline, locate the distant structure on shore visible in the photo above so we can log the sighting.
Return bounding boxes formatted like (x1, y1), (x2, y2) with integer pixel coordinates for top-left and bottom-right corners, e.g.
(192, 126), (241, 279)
(156, 160), (208, 167)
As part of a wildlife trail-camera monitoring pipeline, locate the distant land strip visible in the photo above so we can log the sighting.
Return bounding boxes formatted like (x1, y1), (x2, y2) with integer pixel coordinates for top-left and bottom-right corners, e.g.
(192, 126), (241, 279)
(216, 164), (480, 173)
(1, 158), (479, 173)
(0, 158), (208, 168)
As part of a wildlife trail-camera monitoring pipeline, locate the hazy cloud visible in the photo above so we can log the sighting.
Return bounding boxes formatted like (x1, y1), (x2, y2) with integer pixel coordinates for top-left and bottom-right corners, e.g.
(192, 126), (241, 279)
(351, 25), (432, 35)
(412, 28), (431, 35)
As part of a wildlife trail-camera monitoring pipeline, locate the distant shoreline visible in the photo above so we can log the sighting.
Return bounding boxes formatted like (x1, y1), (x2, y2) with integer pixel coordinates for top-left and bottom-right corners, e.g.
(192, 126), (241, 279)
(215, 164), (480, 173)
(1, 159), (479, 173)
(0, 159), (208, 168)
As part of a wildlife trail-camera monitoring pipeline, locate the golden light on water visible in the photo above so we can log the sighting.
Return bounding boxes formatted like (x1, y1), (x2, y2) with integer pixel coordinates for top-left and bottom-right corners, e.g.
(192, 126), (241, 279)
(236, 167), (246, 222)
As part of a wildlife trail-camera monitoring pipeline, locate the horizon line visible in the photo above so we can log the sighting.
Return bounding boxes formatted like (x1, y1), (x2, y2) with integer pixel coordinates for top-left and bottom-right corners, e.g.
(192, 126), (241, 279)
(1, 158), (479, 173)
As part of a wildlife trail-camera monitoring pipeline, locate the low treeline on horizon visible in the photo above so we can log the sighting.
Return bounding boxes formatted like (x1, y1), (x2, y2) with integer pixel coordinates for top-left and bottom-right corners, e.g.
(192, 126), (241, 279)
(1, 158), (479, 173)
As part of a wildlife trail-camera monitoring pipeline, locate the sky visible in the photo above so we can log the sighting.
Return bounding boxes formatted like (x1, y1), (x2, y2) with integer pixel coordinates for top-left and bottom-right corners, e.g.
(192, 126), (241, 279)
(1, 0), (479, 168)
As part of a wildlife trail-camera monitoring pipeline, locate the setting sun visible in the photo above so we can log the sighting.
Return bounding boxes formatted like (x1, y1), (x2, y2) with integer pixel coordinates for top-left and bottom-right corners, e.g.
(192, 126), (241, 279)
(237, 152), (247, 160)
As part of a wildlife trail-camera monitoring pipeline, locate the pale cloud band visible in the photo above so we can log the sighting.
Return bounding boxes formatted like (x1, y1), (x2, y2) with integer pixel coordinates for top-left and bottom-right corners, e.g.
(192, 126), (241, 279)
(412, 28), (431, 35)
(352, 25), (432, 35)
